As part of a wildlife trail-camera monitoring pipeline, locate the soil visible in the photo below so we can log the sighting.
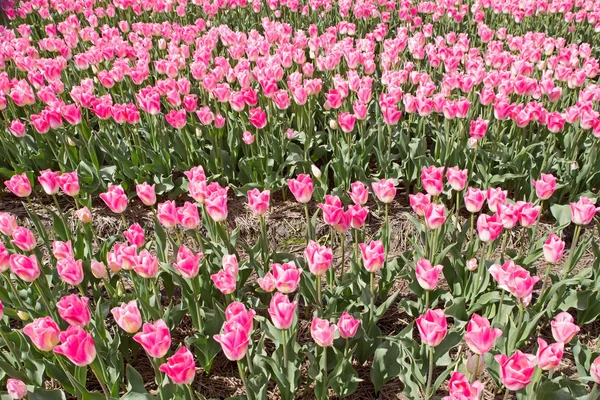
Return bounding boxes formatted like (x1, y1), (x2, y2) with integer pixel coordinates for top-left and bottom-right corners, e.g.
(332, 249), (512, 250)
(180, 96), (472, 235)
(1, 188), (598, 400)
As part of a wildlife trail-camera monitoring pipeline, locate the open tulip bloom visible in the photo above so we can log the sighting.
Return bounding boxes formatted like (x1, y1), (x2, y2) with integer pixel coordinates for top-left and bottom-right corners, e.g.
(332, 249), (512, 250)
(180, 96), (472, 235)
(3, 0), (600, 399)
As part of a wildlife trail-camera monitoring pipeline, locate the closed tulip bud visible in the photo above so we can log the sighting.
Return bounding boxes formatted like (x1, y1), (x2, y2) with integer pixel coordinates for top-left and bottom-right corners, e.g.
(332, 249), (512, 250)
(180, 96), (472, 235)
(133, 320), (172, 359)
(6, 379), (27, 399)
(17, 311), (30, 321)
(329, 119), (338, 130)
(268, 292), (297, 330)
(24, 316), (61, 351)
(466, 351), (486, 376)
(536, 338), (563, 370)
(311, 317), (338, 347)
(53, 326), (97, 366)
(160, 347), (196, 385)
(416, 309), (447, 347)
(91, 260), (107, 279)
(551, 312), (580, 344)
(75, 207), (92, 223)
(311, 164), (321, 179)
(494, 350), (537, 391)
(543, 234), (565, 264)
(337, 312), (360, 339)
(111, 300), (143, 333)
(466, 258), (478, 271)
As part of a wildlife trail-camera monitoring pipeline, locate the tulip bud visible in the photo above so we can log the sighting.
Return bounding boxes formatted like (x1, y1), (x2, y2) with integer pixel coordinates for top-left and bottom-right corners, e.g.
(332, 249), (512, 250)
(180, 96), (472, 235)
(91, 261), (107, 279)
(311, 165), (321, 179)
(17, 311), (30, 321)
(329, 119), (338, 129)
(466, 351), (486, 376)
(67, 137), (76, 146)
(466, 258), (478, 271)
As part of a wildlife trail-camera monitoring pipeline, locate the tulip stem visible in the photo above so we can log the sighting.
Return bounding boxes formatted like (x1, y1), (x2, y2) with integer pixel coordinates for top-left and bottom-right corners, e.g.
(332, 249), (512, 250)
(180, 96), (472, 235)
(468, 214), (475, 254)
(354, 229), (359, 270)
(499, 231), (508, 263)
(316, 275), (322, 315)
(425, 346), (434, 399)
(55, 356), (80, 397)
(469, 354), (480, 384)
(281, 328), (288, 369)
(424, 290), (430, 310)
(120, 213), (127, 228)
(185, 384), (195, 400)
(384, 203), (389, 265)
(90, 364), (110, 400)
(498, 291), (505, 318)
(529, 201), (543, 252)
(424, 224), (429, 258)
(246, 352), (254, 375)
(340, 233), (345, 280)
(589, 383), (598, 400)
(537, 263), (552, 306)
(516, 298), (525, 342)
(369, 272), (375, 322)
(322, 346), (328, 398)
(259, 216), (269, 273)
(562, 224), (582, 279)
(149, 356), (166, 400)
(304, 203), (312, 243)
(502, 388), (510, 400)
(455, 191), (460, 223)
(237, 360), (250, 400)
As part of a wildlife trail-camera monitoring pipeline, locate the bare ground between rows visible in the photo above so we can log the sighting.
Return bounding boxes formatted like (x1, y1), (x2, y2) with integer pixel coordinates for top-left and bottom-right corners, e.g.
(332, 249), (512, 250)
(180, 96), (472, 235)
(0, 189), (598, 399)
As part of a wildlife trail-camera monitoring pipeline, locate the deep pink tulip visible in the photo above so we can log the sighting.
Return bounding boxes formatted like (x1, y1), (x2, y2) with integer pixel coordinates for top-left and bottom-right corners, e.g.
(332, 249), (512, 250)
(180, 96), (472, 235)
(133, 320), (172, 359)
(409, 193), (432, 217)
(372, 178), (396, 203)
(57, 257), (84, 286)
(11, 226), (36, 252)
(177, 202), (200, 229)
(338, 112), (356, 133)
(57, 295), (90, 327)
(415, 258), (443, 291)
(9, 254), (40, 282)
(174, 246), (202, 279)
(532, 174), (556, 200)
(38, 169), (60, 195)
(157, 201), (178, 229)
(348, 204), (368, 229)
(100, 185), (128, 214)
(494, 350), (537, 391)
(247, 188), (270, 216)
(304, 240), (333, 276)
(4, 173), (31, 197)
(424, 203), (446, 230)
(517, 202), (540, 227)
(210, 270), (237, 295)
(287, 174), (313, 203)
(416, 309), (447, 347)
(551, 312), (580, 344)
(136, 183), (156, 206)
(111, 300), (143, 334)
(225, 302), (256, 335)
(160, 347), (196, 385)
(54, 326), (97, 366)
(337, 312), (360, 339)
(464, 314), (502, 355)
(214, 321), (250, 361)
(506, 266), (539, 305)
(134, 249), (159, 278)
(536, 338), (563, 370)
(311, 318), (338, 347)
(249, 107), (267, 129)
(476, 213), (503, 242)
(23, 317), (60, 352)
(348, 181), (369, 205)
(421, 166), (445, 196)
(443, 372), (484, 400)
(268, 292), (297, 330)
(124, 223), (145, 247)
(359, 240), (385, 272)
(58, 172), (80, 197)
(272, 261), (301, 294)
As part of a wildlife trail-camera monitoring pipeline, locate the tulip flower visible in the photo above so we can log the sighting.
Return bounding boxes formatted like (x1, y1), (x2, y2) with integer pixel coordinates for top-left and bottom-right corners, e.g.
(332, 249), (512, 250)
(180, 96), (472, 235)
(57, 295), (90, 327)
(159, 347), (196, 385)
(38, 169), (60, 195)
(418, 309), (447, 398)
(550, 312), (580, 344)
(133, 320), (172, 359)
(536, 338), (563, 370)
(6, 379), (27, 399)
(210, 270), (237, 295)
(288, 174), (314, 241)
(421, 166), (444, 196)
(532, 174), (557, 200)
(348, 181), (369, 205)
(54, 326), (97, 366)
(443, 372), (483, 400)
(337, 312), (360, 339)
(257, 272), (276, 292)
(11, 226), (36, 252)
(0, 213), (17, 236)
(136, 182), (156, 206)
(52, 240), (73, 260)
(111, 300), (143, 333)
(272, 262), (301, 294)
(225, 302), (255, 336)
(494, 350), (537, 392)
(9, 254), (40, 282)
(56, 257), (84, 286)
(464, 314), (502, 355)
(214, 321), (250, 361)
(409, 193), (432, 217)
(311, 318), (338, 347)
(415, 258), (443, 307)
(23, 317), (60, 352)
(58, 172), (80, 197)
(4, 173), (31, 197)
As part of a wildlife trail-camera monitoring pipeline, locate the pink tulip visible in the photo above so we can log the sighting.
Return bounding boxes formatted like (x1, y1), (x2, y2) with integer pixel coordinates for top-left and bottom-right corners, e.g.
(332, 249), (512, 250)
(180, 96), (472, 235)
(124, 223), (145, 247)
(497, 203), (520, 229)
(23, 317), (60, 352)
(9, 254), (40, 282)
(359, 240), (385, 272)
(11, 226), (36, 252)
(570, 196), (599, 225)
(424, 203), (446, 230)
(8, 120), (26, 138)
(372, 178), (396, 203)
(446, 167), (468, 191)
(466, 258), (478, 271)
(4, 173), (31, 197)
(133, 320), (172, 359)
(222, 254), (239, 277)
(100, 184), (128, 214)
(54, 326), (97, 366)
(416, 309), (448, 347)
(415, 258), (443, 291)
(75, 207), (92, 223)
(242, 131), (254, 145)
(506, 266), (539, 306)
(272, 261), (302, 294)
(287, 174), (313, 203)
(337, 312), (360, 339)
(257, 272), (276, 292)
(249, 107), (267, 129)
(225, 302), (256, 335)
(174, 246), (202, 279)
(57, 295), (90, 327)
(6, 379), (27, 399)
(421, 166), (445, 196)
(476, 213), (503, 242)
(338, 112), (356, 133)
(38, 169), (60, 195)
(160, 347), (196, 385)
(57, 257), (84, 286)
(551, 312), (580, 344)
(409, 193), (432, 217)
(177, 202), (200, 229)
(469, 118), (489, 140)
(487, 188), (507, 213)
(91, 260), (107, 279)
(464, 188), (486, 213)
(214, 321), (250, 361)
(136, 182), (156, 206)
(311, 318), (338, 347)
(464, 314), (502, 355)
(58, 172), (80, 197)
(134, 250), (159, 278)
(0, 213), (17, 236)
(268, 292), (297, 330)
(591, 356), (600, 384)
(157, 201), (178, 229)
(52, 240), (73, 260)
(443, 372), (484, 400)
(494, 350), (537, 391)
(111, 300), (143, 333)
(489, 260), (519, 292)
(543, 234), (565, 264)
(348, 204), (368, 229)
(165, 109), (187, 129)
(536, 338), (563, 370)
(348, 181), (369, 205)
(532, 174), (556, 200)
(0, 244), (8, 273)
(205, 190), (229, 222)
(247, 188), (270, 216)
(304, 240), (333, 276)
(211, 270), (237, 295)
(318, 195), (345, 226)
(517, 202), (540, 227)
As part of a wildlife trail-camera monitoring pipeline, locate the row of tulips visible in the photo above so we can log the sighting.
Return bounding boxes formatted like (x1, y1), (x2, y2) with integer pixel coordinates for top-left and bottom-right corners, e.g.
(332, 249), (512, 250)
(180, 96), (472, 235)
(0, 161), (599, 399)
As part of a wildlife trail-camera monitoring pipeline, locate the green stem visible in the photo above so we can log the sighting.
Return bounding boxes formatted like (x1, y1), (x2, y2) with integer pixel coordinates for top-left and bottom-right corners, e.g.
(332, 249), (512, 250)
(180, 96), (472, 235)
(426, 346), (434, 399)
(90, 364), (110, 400)
(424, 290), (430, 310)
(340, 233), (345, 280)
(498, 291), (505, 318)
(537, 263), (552, 306)
(304, 203), (312, 243)
(246, 352), (254, 375)
(259, 216), (269, 273)
(470, 354), (480, 384)
(322, 346), (328, 399)
(503, 388), (510, 400)
(0, 328), (20, 370)
(237, 360), (250, 400)
(150, 356), (165, 400)
(316, 274), (322, 315)
(3, 273), (25, 310)
(384, 203), (389, 264)
(369, 271), (375, 322)
(562, 224), (582, 279)
(500, 230), (508, 263)
(281, 328), (288, 369)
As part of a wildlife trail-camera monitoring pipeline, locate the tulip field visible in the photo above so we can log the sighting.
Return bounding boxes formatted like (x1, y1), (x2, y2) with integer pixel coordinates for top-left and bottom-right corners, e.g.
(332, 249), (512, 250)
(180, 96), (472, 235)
(3, 0), (600, 399)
